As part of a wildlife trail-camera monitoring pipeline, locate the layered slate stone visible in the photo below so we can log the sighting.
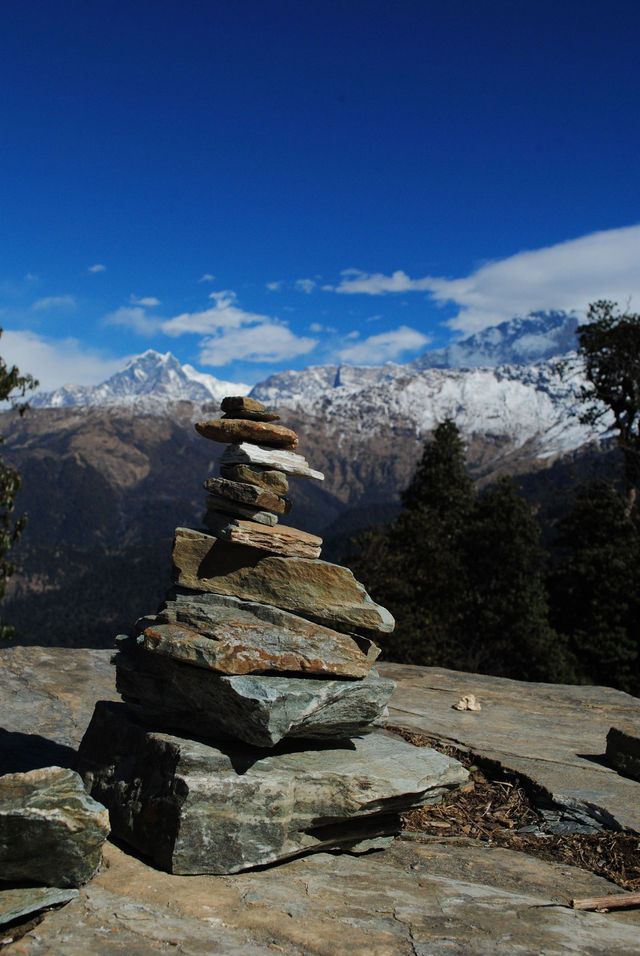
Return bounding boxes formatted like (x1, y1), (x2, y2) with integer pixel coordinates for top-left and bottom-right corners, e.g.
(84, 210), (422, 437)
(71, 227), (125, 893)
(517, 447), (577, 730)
(204, 494), (278, 526)
(219, 462), (289, 495)
(172, 528), (395, 635)
(115, 637), (393, 746)
(0, 766), (110, 888)
(221, 442), (324, 480)
(220, 395), (280, 421)
(202, 515), (322, 558)
(137, 591), (379, 677)
(195, 419), (298, 449)
(203, 476), (291, 514)
(78, 701), (468, 874)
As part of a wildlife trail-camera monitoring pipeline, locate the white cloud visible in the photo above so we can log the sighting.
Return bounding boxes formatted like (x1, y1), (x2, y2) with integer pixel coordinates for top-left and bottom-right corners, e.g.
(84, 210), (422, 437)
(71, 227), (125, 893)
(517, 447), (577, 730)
(266, 281), (283, 291)
(199, 273), (215, 282)
(330, 225), (640, 335)
(338, 326), (430, 364)
(295, 278), (316, 294)
(31, 295), (76, 311)
(0, 329), (127, 391)
(430, 224), (640, 334)
(199, 324), (317, 366)
(129, 295), (161, 307)
(104, 306), (161, 335)
(89, 263), (106, 273)
(161, 290), (267, 337)
(333, 269), (432, 295)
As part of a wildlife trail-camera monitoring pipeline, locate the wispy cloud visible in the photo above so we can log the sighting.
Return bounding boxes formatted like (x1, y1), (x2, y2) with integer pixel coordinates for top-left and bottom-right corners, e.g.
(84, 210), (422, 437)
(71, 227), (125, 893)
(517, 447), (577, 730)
(332, 269), (432, 295)
(31, 295), (76, 311)
(0, 330), (127, 391)
(295, 278), (316, 294)
(104, 306), (160, 335)
(88, 263), (106, 273)
(199, 324), (317, 366)
(129, 295), (161, 307)
(198, 273), (215, 282)
(266, 281), (283, 292)
(338, 326), (430, 364)
(25, 273), (38, 282)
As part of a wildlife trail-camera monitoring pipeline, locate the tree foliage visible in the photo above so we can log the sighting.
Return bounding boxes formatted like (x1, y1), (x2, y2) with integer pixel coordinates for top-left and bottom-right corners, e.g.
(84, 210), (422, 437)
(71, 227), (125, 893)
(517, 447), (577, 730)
(577, 300), (640, 506)
(0, 332), (38, 638)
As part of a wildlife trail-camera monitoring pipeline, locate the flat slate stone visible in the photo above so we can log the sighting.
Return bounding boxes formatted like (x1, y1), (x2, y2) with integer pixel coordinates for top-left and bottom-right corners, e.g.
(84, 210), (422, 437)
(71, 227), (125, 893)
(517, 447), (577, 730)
(137, 591), (379, 677)
(0, 766), (110, 888)
(78, 701), (468, 874)
(221, 442), (324, 480)
(606, 725), (640, 782)
(201, 514), (322, 558)
(203, 494), (278, 526)
(172, 527), (395, 636)
(202, 476), (291, 514)
(195, 419), (298, 449)
(219, 463), (288, 495)
(0, 886), (78, 931)
(115, 639), (394, 746)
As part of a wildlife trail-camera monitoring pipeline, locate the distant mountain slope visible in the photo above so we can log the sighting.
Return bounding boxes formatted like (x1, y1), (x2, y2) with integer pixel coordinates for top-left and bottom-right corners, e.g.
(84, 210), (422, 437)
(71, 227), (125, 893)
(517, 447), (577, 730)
(31, 349), (251, 408)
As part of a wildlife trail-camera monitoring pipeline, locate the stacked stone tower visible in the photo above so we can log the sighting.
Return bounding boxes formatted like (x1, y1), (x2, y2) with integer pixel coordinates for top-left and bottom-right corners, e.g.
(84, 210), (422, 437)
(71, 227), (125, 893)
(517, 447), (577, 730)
(78, 397), (467, 874)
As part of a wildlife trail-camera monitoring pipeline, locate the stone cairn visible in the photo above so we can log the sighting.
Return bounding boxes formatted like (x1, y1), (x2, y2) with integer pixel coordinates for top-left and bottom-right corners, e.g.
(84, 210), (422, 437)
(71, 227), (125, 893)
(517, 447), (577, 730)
(78, 396), (468, 875)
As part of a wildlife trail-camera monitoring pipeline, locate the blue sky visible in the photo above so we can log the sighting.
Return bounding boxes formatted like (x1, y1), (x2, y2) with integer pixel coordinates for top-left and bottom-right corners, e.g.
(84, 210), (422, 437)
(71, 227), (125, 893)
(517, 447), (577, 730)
(1, 0), (639, 391)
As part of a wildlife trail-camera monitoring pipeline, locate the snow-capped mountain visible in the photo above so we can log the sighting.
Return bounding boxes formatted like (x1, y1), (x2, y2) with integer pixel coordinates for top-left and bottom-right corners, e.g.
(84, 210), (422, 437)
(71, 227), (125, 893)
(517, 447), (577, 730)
(31, 350), (251, 408)
(410, 310), (580, 370)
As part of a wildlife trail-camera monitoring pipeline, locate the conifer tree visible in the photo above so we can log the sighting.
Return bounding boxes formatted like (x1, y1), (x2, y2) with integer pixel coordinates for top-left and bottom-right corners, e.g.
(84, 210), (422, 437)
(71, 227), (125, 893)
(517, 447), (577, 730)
(464, 478), (570, 682)
(0, 332), (38, 639)
(549, 481), (640, 695)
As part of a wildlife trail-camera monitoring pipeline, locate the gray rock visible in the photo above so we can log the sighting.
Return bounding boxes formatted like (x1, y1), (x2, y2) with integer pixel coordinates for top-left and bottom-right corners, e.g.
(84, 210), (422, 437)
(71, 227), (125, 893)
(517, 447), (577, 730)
(78, 701), (468, 875)
(0, 766), (110, 888)
(138, 591), (380, 678)
(172, 527), (395, 636)
(115, 638), (394, 747)
(199, 517), (323, 558)
(202, 476), (291, 514)
(606, 725), (640, 782)
(0, 886), (78, 931)
(219, 462), (288, 494)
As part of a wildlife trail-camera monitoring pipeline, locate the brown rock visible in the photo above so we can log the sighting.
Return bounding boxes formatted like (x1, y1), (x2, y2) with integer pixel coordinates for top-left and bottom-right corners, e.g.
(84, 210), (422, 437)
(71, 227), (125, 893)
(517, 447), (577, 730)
(204, 494), (278, 526)
(202, 515), (322, 558)
(195, 419), (298, 449)
(606, 725), (640, 782)
(139, 592), (380, 677)
(220, 395), (268, 415)
(219, 463), (289, 495)
(203, 476), (291, 514)
(172, 528), (395, 635)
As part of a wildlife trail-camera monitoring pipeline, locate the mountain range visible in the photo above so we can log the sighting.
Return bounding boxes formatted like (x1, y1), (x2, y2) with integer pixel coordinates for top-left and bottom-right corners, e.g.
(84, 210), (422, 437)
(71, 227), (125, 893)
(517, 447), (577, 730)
(2, 309), (617, 649)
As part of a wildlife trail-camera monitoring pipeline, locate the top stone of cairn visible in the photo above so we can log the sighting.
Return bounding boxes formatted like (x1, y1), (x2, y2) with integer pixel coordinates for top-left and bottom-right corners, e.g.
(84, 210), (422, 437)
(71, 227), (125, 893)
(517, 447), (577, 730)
(221, 395), (280, 422)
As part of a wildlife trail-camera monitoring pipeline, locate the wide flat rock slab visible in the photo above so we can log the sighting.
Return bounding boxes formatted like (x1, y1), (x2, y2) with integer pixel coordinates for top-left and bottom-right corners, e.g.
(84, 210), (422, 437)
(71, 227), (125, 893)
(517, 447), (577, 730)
(195, 419), (298, 449)
(115, 640), (394, 746)
(6, 837), (640, 955)
(172, 527), (395, 635)
(381, 662), (640, 833)
(138, 591), (379, 678)
(201, 514), (322, 558)
(221, 441), (324, 480)
(77, 701), (467, 874)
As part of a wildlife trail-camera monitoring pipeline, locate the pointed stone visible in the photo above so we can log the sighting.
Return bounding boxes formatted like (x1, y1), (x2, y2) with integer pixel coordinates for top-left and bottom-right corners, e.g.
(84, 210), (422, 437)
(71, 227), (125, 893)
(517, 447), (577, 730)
(203, 476), (291, 514)
(78, 701), (469, 874)
(0, 767), (110, 888)
(219, 463), (289, 495)
(204, 494), (278, 526)
(172, 528), (395, 636)
(137, 591), (379, 677)
(195, 419), (298, 449)
(221, 443), (324, 480)
(202, 514), (322, 558)
(115, 639), (393, 747)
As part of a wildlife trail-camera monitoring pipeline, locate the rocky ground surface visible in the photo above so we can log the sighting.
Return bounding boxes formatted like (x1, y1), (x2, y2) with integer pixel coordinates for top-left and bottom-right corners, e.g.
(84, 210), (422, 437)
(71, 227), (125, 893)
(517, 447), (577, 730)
(1, 645), (640, 955)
